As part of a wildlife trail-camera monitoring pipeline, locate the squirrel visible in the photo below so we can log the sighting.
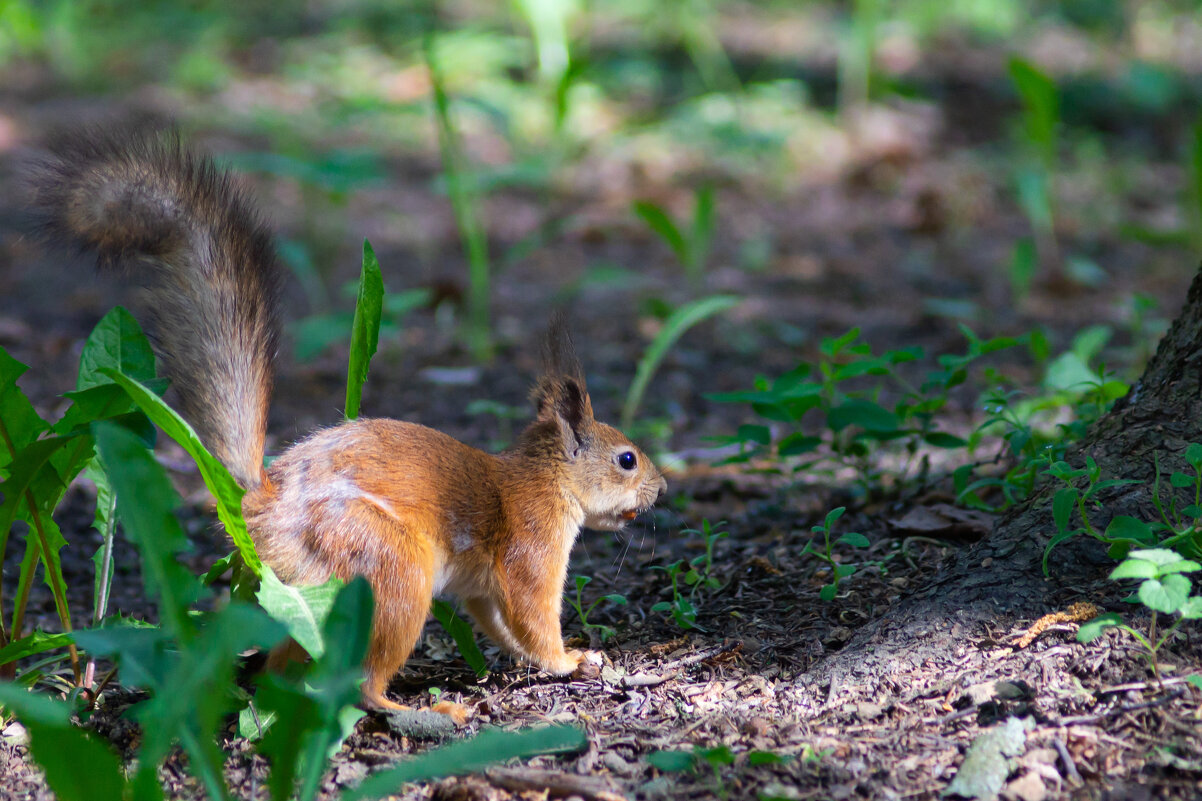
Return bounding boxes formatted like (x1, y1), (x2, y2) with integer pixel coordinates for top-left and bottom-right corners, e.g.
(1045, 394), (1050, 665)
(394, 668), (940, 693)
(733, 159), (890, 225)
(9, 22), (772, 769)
(25, 129), (667, 710)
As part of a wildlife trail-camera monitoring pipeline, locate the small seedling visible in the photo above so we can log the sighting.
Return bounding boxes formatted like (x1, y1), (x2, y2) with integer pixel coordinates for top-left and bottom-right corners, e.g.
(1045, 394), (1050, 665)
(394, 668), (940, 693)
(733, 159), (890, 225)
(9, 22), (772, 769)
(566, 576), (627, 642)
(647, 745), (734, 800)
(803, 507), (869, 601)
(1078, 548), (1202, 682)
(651, 520), (729, 630)
(633, 184), (715, 289)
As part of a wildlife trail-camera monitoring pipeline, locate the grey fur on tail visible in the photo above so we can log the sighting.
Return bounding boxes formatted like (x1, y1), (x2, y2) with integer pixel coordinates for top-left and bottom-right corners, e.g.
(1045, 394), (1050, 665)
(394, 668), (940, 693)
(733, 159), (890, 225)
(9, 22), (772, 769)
(26, 128), (282, 489)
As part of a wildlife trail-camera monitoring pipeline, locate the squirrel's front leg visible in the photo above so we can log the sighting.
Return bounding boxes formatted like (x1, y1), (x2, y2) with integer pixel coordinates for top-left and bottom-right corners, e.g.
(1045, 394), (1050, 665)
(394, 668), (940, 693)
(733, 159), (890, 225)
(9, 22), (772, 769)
(495, 571), (585, 675)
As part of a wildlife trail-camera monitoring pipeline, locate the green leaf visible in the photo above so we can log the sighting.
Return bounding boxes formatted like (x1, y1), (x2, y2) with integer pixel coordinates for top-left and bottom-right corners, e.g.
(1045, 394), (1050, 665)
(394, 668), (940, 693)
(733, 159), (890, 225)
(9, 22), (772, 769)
(0, 683), (127, 801)
(819, 584), (838, 601)
(345, 725), (587, 799)
(1076, 612), (1121, 643)
(345, 240), (384, 421)
(94, 420), (201, 640)
(1104, 516), (1155, 546)
(837, 532), (870, 548)
(827, 399), (897, 433)
(736, 424), (771, 446)
(1008, 56), (1058, 156)
(923, 431), (967, 448)
(1110, 559), (1159, 581)
(432, 599), (489, 677)
(1129, 548), (1191, 567)
(99, 368), (260, 576)
(1185, 443), (1202, 471)
(1138, 574), (1191, 615)
(0, 630), (74, 664)
(778, 433), (820, 457)
(823, 506), (846, 530)
(621, 295), (739, 430)
(257, 567), (344, 661)
(1171, 471), (1193, 488)
(634, 200), (687, 264)
(1178, 597), (1202, 620)
(1052, 487), (1078, 533)
(77, 306), (157, 391)
(647, 749), (697, 773)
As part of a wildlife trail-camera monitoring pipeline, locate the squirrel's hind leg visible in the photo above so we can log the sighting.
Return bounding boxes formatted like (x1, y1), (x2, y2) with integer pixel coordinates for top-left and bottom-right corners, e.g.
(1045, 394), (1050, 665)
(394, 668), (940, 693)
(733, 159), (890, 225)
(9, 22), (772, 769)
(347, 509), (438, 711)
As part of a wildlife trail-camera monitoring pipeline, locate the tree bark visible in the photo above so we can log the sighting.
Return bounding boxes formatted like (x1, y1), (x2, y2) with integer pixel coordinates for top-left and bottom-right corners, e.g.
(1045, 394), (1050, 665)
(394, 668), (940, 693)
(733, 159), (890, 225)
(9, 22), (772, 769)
(807, 264), (1202, 687)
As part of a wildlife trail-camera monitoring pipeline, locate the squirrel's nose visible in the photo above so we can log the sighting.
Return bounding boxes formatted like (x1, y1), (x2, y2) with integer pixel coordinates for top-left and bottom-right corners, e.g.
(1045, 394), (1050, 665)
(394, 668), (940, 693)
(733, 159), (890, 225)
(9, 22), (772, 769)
(655, 476), (667, 500)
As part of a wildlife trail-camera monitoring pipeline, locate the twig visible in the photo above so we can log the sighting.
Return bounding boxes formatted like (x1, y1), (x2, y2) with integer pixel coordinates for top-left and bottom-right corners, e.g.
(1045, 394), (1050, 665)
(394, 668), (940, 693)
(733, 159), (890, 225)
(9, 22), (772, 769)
(658, 640), (742, 670)
(1052, 736), (1082, 786)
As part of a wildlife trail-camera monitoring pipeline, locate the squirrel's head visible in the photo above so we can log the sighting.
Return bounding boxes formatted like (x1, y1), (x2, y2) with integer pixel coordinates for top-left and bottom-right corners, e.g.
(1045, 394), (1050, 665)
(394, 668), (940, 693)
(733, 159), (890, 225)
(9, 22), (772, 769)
(527, 318), (667, 531)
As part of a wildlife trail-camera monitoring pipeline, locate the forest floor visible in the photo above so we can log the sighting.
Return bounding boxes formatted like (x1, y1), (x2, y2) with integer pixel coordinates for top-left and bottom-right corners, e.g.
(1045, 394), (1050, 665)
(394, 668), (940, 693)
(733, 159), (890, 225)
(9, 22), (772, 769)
(1, 40), (1202, 801)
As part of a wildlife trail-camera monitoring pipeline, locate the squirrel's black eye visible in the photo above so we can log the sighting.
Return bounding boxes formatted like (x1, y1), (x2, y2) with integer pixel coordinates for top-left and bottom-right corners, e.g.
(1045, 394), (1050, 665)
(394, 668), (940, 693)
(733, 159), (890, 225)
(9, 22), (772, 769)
(617, 451), (637, 471)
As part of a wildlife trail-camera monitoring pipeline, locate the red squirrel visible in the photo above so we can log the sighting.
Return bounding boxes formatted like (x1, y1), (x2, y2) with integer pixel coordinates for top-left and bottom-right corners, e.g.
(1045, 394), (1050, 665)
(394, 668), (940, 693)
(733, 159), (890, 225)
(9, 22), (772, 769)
(27, 130), (667, 709)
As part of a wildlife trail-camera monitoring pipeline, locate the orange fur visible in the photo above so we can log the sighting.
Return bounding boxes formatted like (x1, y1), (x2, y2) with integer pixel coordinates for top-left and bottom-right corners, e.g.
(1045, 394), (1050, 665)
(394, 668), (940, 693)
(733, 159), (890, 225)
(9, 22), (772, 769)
(29, 129), (667, 710)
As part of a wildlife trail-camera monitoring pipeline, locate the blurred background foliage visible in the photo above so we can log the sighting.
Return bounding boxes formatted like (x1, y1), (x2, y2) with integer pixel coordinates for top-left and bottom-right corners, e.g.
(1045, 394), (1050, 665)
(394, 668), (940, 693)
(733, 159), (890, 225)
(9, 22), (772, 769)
(3, 0), (1202, 369)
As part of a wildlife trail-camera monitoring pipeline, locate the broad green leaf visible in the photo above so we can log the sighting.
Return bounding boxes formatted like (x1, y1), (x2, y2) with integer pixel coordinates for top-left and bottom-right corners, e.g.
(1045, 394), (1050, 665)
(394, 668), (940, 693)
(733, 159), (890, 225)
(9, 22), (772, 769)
(432, 599), (488, 677)
(1104, 516), (1155, 546)
(0, 630), (74, 664)
(288, 576), (373, 801)
(1187, 443), (1202, 471)
(647, 750), (696, 772)
(0, 683), (127, 801)
(827, 399), (897, 433)
(1052, 487), (1078, 533)
(0, 346), (49, 467)
(1129, 548), (1190, 567)
(94, 420), (200, 640)
(77, 306), (157, 391)
(924, 431), (967, 448)
(778, 433), (821, 457)
(1138, 574), (1191, 615)
(633, 200), (687, 264)
(257, 567), (343, 661)
(1170, 472), (1193, 488)
(621, 295), (739, 430)
(736, 424), (771, 446)
(1009, 56), (1058, 157)
(1110, 559), (1159, 581)
(345, 725), (586, 799)
(1076, 612), (1120, 643)
(823, 506), (846, 530)
(1179, 597), (1202, 620)
(345, 240), (384, 421)
(837, 532), (870, 548)
(819, 584), (838, 601)
(99, 368), (260, 576)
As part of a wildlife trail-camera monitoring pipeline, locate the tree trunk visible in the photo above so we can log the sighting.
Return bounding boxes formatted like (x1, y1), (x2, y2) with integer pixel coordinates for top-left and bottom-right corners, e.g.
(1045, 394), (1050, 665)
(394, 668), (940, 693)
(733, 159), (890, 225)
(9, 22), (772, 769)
(807, 264), (1202, 686)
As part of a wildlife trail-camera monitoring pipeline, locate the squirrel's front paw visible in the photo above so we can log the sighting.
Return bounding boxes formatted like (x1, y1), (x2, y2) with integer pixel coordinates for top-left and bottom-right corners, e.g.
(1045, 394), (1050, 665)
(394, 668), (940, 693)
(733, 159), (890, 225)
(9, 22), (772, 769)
(569, 649), (602, 680)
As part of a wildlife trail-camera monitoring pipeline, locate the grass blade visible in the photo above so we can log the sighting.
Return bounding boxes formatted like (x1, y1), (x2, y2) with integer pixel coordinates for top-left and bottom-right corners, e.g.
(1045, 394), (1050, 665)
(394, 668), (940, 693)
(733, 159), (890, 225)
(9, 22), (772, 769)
(345, 240), (384, 421)
(621, 295), (739, 430)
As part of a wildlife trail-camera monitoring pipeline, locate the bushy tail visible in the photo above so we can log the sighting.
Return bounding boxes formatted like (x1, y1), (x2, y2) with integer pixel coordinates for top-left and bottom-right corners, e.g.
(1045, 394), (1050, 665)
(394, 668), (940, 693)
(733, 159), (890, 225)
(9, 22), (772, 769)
(26, 128), (281, 489)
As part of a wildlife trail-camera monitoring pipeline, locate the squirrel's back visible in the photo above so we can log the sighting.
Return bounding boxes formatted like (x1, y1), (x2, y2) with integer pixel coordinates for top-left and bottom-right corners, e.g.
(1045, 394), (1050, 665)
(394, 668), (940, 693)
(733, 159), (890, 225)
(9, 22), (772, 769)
(26, 129), (282, 488)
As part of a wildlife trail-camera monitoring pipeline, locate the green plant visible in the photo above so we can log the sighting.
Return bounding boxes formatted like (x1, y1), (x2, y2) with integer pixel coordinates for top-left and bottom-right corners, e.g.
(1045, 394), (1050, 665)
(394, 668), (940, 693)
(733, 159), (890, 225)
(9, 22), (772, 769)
(633, 184), (715, 289)
(1078, 548), (1202, 682)
(651, 520), (728, 630)
(803, 507), (870, 601)
(647, 745), (734, 800)
(344, 240), (384, 420)
(1008, 56), (1060, 292)
(711, 326), (1017, 497)
(425, 30), (493, 363)
(567, 575), (627, 642)
(0, 307), (168, 683)
(431, 600), (489, 677)
(622, 294), (739, 431)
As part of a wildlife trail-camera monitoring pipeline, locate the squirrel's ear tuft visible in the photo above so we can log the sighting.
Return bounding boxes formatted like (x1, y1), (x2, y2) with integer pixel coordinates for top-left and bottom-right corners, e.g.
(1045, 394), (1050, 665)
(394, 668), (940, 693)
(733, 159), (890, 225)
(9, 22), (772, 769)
(533, 376), (594, 456)
(533, 315), (595, 456)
